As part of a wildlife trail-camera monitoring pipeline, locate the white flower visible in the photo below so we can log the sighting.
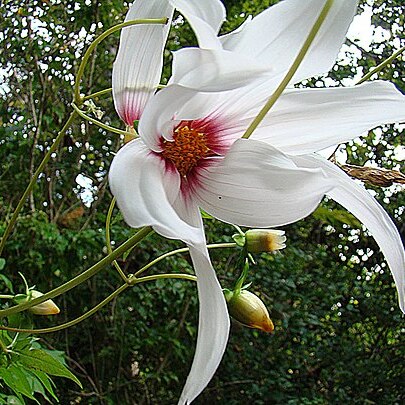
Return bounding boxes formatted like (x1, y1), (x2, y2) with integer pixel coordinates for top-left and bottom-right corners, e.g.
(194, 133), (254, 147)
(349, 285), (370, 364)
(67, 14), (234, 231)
(109, 0), (405, 403)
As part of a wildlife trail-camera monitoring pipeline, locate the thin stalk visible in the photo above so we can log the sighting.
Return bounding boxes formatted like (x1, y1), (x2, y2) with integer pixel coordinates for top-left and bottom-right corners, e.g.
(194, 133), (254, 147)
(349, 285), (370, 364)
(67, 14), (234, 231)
(0, 337), (9, 354)
(356, 45), (405, 85)
(242, 0), (334, 139)
(74, 18), (168, 103)
(0, 227), (153, 317)
(82, 83), (166, 102)
(105, 197), (128, 282)
(0, 111), (77, 256)
(135, 242), (237, 277)
(0, 272), (197, 334)
(71, 102), (133, 137)
(131, 273), (197, 285)
(0, 284), (129, 334)
(0, 295), (14, 300)
(82, 87), (112, 101)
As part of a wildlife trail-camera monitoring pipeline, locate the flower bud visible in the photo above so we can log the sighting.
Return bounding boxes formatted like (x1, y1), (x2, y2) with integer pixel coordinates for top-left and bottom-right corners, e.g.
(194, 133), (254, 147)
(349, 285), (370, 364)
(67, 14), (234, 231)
(224, 290), (274, 333)
(245, 229), (286, 253)
(14, 290), (60, 315)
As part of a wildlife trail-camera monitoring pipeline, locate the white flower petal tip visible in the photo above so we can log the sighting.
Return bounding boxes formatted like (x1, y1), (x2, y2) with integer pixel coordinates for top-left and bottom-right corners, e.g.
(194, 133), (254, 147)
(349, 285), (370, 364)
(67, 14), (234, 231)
(112, 0), (174, 125)
(252, 81), (405, 155)
(295, 155), (405, 314)
(178, 246), (230, 405)
(170, 0), (226, 49)
(220, 0), (359, 82)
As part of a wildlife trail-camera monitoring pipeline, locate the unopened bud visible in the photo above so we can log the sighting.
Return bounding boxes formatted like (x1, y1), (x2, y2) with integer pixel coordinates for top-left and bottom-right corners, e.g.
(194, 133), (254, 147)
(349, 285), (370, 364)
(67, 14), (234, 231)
(14, 290), (60, 315)
(245, 229), (286, 253)
(224, 290), (274, 333)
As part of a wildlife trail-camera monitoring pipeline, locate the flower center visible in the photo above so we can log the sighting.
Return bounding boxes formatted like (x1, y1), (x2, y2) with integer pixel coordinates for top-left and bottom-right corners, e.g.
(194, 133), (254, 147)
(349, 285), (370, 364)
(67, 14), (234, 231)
(161, 124), (211, 177)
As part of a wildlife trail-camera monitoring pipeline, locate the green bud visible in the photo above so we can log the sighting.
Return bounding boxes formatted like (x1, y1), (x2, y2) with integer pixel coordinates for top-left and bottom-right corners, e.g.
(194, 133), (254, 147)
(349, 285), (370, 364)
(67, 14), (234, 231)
(225, 290), (274, 333)
(245, 229), (286, 253)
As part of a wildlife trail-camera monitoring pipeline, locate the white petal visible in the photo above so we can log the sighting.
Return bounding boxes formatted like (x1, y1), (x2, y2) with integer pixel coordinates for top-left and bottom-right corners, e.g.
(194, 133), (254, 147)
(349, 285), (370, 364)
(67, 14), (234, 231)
(195, 139), (333, 227)
(170, 200), (230, 405)
(112, 0), (174, 125)
(108, 139), (202, 245)
(250, 81), (405, 155)
(170, 0), (225, 49)
(170, 48), (273, 91)
(179, 246), (229, 404)
(220, 0), (358, 82)
(294, 155), (405, 313)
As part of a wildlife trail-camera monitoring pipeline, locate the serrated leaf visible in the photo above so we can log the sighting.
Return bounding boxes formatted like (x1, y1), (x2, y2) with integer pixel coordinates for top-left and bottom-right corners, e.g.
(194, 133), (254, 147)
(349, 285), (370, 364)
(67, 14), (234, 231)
(15, 350), (82, 388)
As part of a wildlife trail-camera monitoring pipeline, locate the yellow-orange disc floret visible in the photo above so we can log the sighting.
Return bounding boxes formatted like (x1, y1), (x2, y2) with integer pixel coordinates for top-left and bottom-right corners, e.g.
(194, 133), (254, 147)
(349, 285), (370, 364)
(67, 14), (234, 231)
(161, 124), (211, 177)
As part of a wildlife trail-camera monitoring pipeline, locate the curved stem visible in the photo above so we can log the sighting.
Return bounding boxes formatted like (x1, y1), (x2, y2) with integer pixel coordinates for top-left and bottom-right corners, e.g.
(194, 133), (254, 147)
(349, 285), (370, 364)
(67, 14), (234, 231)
(0, 227), (153, 318)
(0, 111), (77, 256)
(242, 0), (334, 139)
(0, 284), (129, 334)
(71, 102), (134, 137)
(131, 273), (197, 285)
(135, 242), (237, 277)
(74, 18), (168, 103)
(105, 197), (128, 282)
(0, 271), (197, 334)
(356, 45), (405, 85)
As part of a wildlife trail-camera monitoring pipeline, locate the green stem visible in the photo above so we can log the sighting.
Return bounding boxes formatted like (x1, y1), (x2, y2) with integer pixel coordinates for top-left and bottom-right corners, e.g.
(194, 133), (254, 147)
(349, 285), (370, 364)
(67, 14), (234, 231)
(82, 83), (166, 102)
(82, 88), (112, 101)
(0, 295), (14, 300)
(131, 273), (197, 285)
(71, 102), (134, 137)
(105, 197), (128, 282)
(234, 259), (250, 294)
(0, 227), (153, 318)
(135, 242), (237, 277)
(0, 111), (77, 256)
(242, 0), (334, 139)
(0, 272), (196, 334)
(356, 45), (405, 85)
(0, 284), (129, 334)
(0, 336), (9, 353)
(74, 18), (168, 103)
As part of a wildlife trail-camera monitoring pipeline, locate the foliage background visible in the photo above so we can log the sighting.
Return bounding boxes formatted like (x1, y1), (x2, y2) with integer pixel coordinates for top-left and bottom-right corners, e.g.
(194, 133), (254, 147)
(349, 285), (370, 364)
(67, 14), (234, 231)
(0, 0), (404, 403)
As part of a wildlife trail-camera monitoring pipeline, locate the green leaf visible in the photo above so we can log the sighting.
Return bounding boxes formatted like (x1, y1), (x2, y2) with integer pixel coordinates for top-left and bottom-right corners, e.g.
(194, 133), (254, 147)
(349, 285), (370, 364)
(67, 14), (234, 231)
(30, 370), (58, 403)
(200, 209), (214, 219)
(312, 206), (362, 228)
(23, 369), (53, 404)
(0, 274), (13, 293)
(0, 259), (5, 271)
(15, 350), (82, 388)
(0, 365), (37, 402)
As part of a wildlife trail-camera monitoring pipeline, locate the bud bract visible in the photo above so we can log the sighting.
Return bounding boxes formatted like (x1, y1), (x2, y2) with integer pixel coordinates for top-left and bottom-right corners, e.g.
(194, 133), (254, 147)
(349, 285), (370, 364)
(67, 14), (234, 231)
(245, 229), (286, 253)
(14, 290), (60, 315)
(224, 290), (274, 333)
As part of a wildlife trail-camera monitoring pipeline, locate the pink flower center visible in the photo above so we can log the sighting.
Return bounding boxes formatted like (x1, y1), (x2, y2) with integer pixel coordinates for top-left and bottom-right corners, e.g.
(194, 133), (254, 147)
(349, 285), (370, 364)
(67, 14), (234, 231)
(161, 122), (214, 177)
